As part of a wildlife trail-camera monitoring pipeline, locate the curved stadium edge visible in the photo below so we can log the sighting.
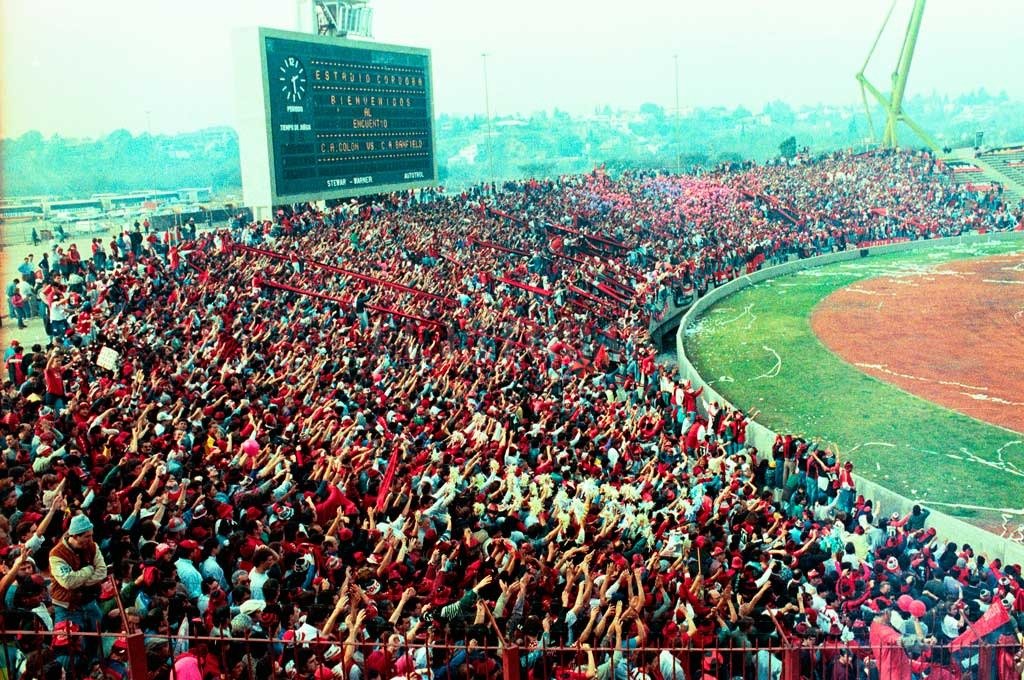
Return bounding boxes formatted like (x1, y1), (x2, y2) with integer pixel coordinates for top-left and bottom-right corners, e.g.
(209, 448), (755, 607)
(658, 231), (1024, 565)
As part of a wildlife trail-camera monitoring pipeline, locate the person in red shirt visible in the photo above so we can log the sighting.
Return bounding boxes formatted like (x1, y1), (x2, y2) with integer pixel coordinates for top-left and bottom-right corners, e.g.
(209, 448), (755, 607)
(684, 417), (707, 455)
(44, 349), (68, 411)
(869, 607), (931, 680)
(681, 381), (703, 417)
(6, 345), (26, 385)
(169, 245), (180, 273)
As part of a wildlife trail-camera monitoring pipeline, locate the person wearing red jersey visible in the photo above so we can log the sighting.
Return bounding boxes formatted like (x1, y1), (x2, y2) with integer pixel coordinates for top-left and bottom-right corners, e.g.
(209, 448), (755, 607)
(44, 348), (68, 411)
(680, 380), (703, 418)
(869, 606), (932, 680)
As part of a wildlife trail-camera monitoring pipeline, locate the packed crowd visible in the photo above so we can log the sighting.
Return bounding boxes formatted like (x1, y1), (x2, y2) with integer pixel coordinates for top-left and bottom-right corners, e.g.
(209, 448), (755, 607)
(2, 150), (1023, 680)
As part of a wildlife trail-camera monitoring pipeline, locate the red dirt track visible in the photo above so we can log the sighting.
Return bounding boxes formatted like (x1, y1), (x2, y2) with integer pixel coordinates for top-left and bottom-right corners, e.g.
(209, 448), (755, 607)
(811, 254), (1024, 433)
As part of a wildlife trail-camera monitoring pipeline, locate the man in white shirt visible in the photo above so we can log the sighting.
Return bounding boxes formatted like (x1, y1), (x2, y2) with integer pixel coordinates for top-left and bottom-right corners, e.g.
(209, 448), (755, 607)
(247, 546), (278, 601)
(49, 296), (70, 338)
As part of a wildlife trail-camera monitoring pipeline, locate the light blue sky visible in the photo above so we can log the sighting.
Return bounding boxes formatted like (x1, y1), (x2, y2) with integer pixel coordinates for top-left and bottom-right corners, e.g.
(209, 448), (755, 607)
(1, 0), (1020, 139)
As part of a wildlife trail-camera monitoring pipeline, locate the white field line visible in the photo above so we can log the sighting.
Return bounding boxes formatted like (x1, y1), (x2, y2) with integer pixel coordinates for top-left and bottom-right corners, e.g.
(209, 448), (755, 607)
(745, 306), (758, 331)
(912, 500), (1024, 516)
(751, 346), (782, 381)
(854, 363), (990, 393)
(995, 440), (1024, 466)
(844, 287), (896, 296)
(847, 442), (897, 455)
(717, 304), (754, 327)
(959, 446), (1024, 479)
(908, 442), (1024, 477)
(960, 392), (1024, 407)
(1001, 516), (1024, 542)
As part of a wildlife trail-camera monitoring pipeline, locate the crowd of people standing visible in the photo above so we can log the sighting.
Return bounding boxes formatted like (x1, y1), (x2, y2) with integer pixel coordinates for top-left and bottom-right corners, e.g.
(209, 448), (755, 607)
(1, 149), (1023, 679)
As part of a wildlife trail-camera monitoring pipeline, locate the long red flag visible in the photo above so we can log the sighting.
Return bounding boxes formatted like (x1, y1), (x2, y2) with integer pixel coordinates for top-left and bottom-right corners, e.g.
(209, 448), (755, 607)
(375, 445), (402, 513)
(233, 242), (454, 306)
(950, 599), (1011, 651)
(257, 278), (445, 328)
(496, 277), (552, 297)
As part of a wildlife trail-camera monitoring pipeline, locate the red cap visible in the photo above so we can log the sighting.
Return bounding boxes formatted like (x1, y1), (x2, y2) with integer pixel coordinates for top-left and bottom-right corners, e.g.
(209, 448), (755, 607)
(100, 580), (117, 600)
(53, 621), (79, 647)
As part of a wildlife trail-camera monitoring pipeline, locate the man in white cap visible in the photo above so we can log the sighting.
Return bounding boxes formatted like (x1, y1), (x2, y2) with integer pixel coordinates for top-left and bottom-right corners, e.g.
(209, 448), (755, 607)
(47, 512), (108, 659)
(48, 513), (108, 657)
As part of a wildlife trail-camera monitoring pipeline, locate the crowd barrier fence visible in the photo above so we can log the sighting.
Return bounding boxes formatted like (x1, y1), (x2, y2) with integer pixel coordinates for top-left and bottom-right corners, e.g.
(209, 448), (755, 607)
(0, 627), (1020, 680)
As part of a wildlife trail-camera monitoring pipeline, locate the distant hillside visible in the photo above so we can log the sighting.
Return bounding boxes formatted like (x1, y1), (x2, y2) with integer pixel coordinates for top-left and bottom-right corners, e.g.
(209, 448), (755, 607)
(3, 90), (1023, 198)
(1, 127), (240, 198)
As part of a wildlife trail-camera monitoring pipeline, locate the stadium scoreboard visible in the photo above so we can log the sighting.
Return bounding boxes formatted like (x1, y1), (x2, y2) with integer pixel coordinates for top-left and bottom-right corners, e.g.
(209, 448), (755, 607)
(235, 28), (436, 210)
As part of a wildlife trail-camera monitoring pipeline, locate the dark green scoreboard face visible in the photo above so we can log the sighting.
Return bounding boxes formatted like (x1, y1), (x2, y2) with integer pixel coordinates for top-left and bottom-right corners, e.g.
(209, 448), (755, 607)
(264, 36), (435, 199)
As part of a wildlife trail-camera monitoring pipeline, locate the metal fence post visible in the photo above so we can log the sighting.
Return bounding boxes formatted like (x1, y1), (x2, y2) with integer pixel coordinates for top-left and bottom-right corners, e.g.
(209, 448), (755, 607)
(782, 643), (801, 680)
(125, 631), (148, 679)
(502, 644), (522, 680)
(978, 642), (994, 680)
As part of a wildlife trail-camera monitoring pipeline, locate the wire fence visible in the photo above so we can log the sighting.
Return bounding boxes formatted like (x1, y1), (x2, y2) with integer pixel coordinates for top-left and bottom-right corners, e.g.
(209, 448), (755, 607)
(0, 208), (248, 248)
(0, 626), (1020, 680)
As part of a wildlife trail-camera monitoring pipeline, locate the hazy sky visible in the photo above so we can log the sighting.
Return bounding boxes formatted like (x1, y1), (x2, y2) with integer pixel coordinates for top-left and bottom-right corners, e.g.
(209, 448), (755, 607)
(1, 0), (1021, 139)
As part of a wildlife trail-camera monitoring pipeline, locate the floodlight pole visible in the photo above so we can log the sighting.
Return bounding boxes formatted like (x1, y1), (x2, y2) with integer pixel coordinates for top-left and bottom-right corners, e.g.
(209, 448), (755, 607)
(856, 0), (898, 144)
(883, 0), (926, 147)
(855, 0), (939, 152)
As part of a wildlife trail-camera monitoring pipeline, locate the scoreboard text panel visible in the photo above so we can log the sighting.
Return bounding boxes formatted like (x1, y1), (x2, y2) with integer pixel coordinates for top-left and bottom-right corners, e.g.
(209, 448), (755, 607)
(263, 34), (435, 200)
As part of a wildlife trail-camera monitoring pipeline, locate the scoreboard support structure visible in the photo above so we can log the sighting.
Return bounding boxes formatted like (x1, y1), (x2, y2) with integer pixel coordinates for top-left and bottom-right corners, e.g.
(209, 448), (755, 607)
(233, 27), (436, 217)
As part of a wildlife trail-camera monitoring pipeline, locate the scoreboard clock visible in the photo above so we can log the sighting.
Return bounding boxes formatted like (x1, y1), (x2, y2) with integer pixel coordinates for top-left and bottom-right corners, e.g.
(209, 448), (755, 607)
(278, 56), (307, 103)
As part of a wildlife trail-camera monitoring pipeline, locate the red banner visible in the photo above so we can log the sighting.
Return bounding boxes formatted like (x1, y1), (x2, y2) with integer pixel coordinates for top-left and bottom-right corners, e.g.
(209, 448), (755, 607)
(950, 600), (1011, 652)
(546, 221), (627, 249)
(496, 277), (552, 297)
(257, 278), (445, 328)
(566, 284), (613, 308)
(470, 238), (530, 257)
(233, 243), (454, 306)
(595, 283), (630, 306)
(486, 207), (526, 225)
(375, 446), (402, 513)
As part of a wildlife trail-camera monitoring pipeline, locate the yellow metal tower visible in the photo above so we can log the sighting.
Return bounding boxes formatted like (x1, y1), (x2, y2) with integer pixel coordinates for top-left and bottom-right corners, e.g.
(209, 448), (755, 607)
(856, 0), (939, 152)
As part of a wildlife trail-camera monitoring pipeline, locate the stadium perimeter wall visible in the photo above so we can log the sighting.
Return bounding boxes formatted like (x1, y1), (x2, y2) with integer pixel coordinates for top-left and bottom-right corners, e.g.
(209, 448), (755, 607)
(668, 231), (1024, 566)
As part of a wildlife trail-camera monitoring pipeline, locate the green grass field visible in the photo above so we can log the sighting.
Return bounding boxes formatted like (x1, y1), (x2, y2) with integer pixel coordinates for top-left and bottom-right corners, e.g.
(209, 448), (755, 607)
(684, 239), (1024, 524)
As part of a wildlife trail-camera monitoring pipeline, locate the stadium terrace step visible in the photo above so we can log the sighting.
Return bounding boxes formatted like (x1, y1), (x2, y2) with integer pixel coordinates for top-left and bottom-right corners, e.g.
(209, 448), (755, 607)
(943, 146), (1024, 205)
(980, 149), (1024, 189)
